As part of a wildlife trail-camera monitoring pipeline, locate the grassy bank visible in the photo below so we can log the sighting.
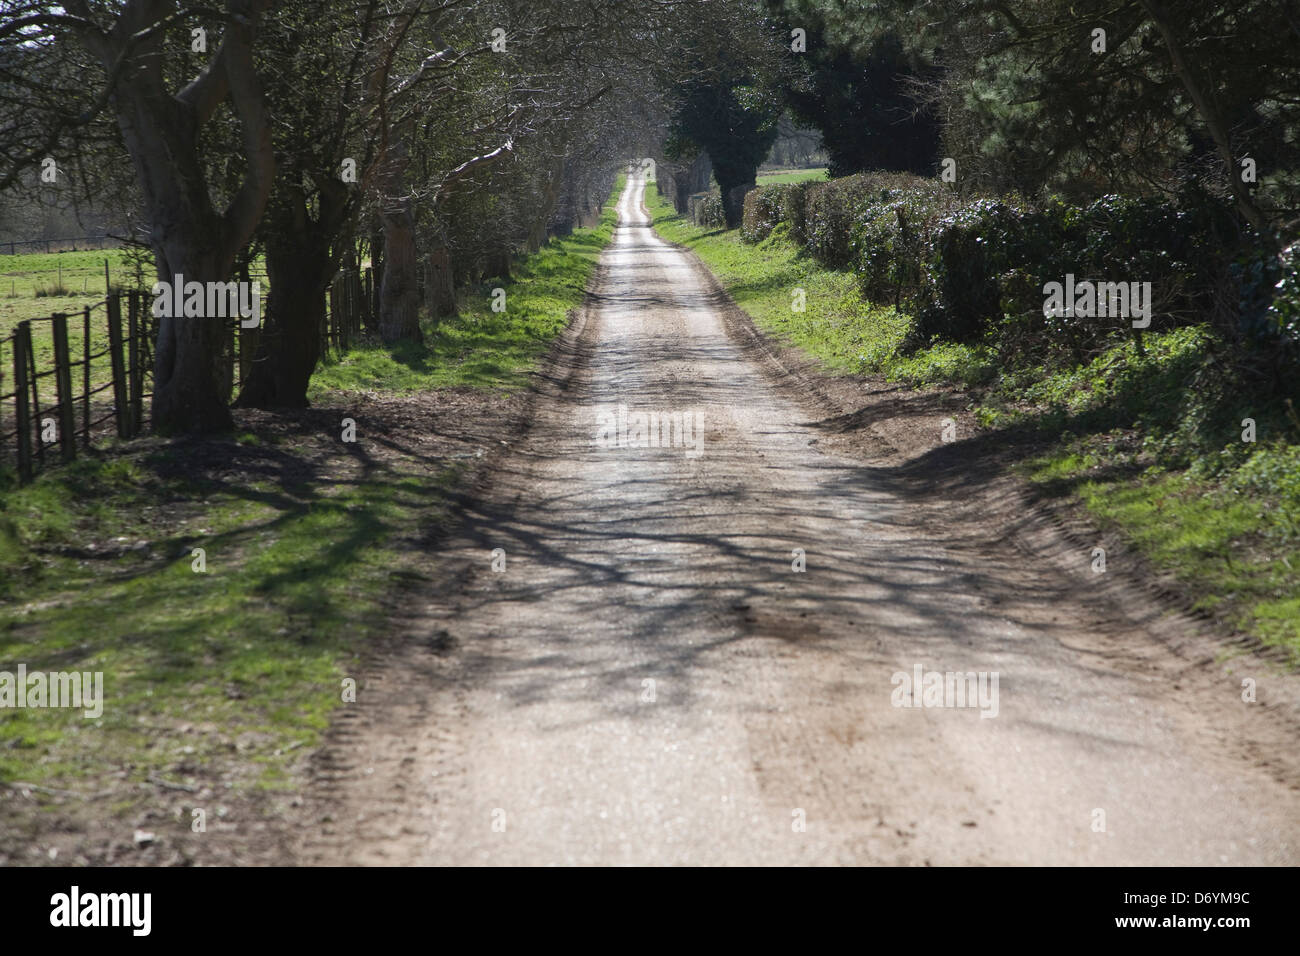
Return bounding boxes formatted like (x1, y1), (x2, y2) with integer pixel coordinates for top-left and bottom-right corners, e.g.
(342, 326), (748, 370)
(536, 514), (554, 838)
(0, 179), (624, 801)
(648, 186), (988, 388)
(310, 181), (621, 397)
(648, 182), (1300, 664)
(0, 451), (452, 793)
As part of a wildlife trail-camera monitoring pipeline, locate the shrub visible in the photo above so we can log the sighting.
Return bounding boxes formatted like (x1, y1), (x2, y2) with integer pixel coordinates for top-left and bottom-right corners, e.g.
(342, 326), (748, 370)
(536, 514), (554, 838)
(914, 192), (1245, 361)
(802, 171), (935, 268)
(1263, 241), (1300, 348)
(33, 280), (70, 298)
(764, 168), (1288, 379)
(690, 192), (726, 228)
(780, 181), (813, 243)
(849, 185), (958, 310)
(915, 198), (1037, 346)
(1073, 195), (1230, 328)
(741, 185), (797, 244)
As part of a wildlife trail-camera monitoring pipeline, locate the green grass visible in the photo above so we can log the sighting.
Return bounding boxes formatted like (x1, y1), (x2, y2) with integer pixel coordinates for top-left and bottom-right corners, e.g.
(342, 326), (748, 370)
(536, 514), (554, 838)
(993, 329), (1300, 660)
(649, 181), (1300, 664)
(310, 179), (622, 397)
(0, 249), (139, 331)
(0, 251), (269, 412)
(0, 251), (141, 412)
(0, 179), (625, 798)
(647, 186), (991, 388)
(0, 452), (451, 789)
(756, 168), (829, 185)
(1039, 465), (1300, 651)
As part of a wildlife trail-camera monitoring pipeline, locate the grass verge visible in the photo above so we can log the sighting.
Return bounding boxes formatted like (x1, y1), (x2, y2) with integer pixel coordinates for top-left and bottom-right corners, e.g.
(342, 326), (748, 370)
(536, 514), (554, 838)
(0, 249), (139, 332)
(0, 450), (453, 792)
(310, 180), (622, 397)
(648, 182), (1300, 664)
(0, 179), (624, 805)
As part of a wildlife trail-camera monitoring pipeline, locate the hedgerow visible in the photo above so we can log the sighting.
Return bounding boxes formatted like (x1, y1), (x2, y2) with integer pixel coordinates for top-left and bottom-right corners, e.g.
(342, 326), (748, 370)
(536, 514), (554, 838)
(739, 175), (1294, 376)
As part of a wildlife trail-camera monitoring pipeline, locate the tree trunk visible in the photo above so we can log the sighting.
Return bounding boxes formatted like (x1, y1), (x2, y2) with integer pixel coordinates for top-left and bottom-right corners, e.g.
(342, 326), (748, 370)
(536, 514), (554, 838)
(234, 169), (350, 407)
(527, 159), (566, 253)
(720, 179), (756, 229)
(151, 245), (240, 433)
(72, 0), (276, 434)
(1140, 0), (1268, 231)
(425, 246), (457, 319)
(379, 202), (422, 344)
(378, 135), (422, 345)
(484, 246), (512, 282)
(673, 152), (713, 214)
(234, 241), (330, 409)
(367, 224), (383, 333)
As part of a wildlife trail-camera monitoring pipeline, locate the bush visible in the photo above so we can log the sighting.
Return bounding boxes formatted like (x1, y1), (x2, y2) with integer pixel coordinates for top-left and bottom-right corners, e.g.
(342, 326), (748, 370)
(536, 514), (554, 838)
(801, 171), (935, 268)
(760, 168), (1291, 378)
(1230, 442), (1300, 517)
(1075, 195), (1234, 325)
(780, 181), (813, 243)
(848, 185), (958, 310)
(915, 192), (1246, 360)
(690, 192), (726, 228)
(741, 185), (798, 244)
(916, 198), (1037, 346)
(1263, 241), (1300, 348)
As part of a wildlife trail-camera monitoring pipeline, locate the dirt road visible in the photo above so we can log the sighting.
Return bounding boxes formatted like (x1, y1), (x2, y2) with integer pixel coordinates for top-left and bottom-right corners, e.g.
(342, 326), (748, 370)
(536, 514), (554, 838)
(296, 173), (1300, 866)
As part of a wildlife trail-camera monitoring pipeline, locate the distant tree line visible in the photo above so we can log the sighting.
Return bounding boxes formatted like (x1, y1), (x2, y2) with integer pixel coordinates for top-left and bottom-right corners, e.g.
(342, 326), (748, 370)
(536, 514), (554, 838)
(660, 1), (1298, 234)
(0, 0), (750, 431)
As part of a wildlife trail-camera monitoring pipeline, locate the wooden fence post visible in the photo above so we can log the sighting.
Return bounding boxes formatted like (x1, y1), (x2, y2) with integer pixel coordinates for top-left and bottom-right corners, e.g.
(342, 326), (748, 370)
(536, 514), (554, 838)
(106, 294), (129, 438)
(328, 279), (338, 354)
(355, 268), (362, 335)
(82, 307), (91, 447)
(339, 274), (350, 352)
(427, 247), (456, 319)
(13, 321), (32, 483)
(322, 289), (329, 355)
(240, 324), (258, 386)
(51, 313), (76, 462)
(353, 269), (363, 338)
(128, 291), (142, 435)
(224, 316), (236, 400)
(27, 324), (43, 469)
(363, 267), (372, 330)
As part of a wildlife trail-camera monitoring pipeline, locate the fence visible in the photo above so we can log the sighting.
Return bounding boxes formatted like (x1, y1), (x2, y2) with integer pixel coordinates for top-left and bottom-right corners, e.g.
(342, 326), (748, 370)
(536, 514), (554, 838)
(0, 235), (126, 255)
(0, 292), (151, 483)
(327, 266), (372, 353)
(1, 266), (373, 485)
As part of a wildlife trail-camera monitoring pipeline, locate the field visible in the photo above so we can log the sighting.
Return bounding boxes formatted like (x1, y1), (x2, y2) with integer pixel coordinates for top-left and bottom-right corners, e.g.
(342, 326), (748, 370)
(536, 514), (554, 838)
(0, 249), (140, 333)
(755, 167), (828, 185)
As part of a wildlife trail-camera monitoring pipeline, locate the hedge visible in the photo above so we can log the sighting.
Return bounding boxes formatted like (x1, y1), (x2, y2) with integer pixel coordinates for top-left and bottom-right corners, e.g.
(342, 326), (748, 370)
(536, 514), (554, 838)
(691, 192), (726, 228)
(737, 172), (1292, 366)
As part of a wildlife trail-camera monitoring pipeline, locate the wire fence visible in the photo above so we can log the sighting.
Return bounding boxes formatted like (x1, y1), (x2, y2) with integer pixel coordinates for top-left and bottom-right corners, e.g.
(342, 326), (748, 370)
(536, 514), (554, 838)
(0, 235), (127, 255)
(1, 266), (373, 484)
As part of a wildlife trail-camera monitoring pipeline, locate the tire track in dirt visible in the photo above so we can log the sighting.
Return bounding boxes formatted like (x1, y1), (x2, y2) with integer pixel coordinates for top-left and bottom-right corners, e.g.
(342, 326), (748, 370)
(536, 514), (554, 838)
(293, 173), (1299, 866)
